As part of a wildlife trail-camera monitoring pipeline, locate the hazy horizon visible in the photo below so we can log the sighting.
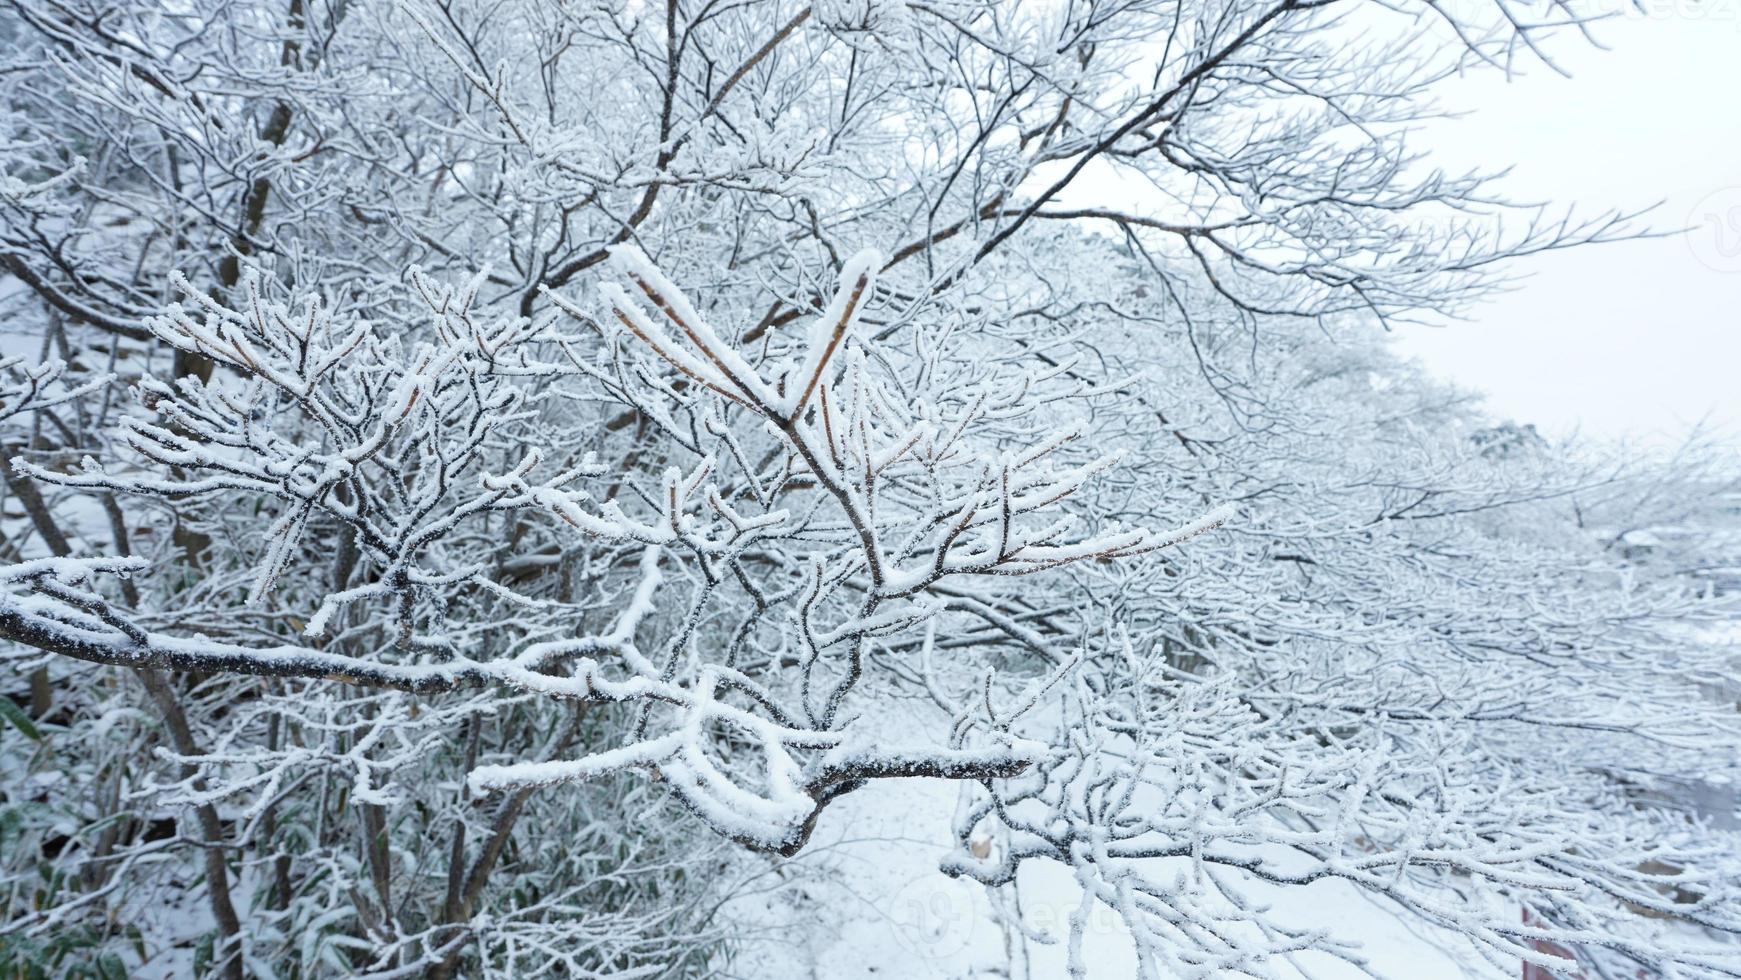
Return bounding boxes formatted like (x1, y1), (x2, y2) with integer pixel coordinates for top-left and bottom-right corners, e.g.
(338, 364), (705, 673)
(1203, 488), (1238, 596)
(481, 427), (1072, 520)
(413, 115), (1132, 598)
(1392, 6), (1741, 445)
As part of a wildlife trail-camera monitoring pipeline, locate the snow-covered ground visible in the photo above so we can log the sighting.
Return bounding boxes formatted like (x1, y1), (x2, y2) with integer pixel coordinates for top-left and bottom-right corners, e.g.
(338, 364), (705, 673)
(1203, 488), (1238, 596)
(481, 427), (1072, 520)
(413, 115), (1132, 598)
(718, 695), (1507, 980)
(720, 774), (1507, 980)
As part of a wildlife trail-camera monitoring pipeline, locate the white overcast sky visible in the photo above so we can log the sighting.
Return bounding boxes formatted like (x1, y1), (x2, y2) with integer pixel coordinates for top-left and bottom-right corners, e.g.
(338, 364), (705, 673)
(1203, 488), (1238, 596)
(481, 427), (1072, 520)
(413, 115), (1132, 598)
(1391, 8), (1741, 444)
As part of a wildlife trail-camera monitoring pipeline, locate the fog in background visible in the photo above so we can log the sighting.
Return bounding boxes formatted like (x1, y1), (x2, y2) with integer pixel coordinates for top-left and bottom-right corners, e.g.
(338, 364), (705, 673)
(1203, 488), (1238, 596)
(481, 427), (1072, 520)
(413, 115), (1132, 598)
(1394, 6), (1741, 444)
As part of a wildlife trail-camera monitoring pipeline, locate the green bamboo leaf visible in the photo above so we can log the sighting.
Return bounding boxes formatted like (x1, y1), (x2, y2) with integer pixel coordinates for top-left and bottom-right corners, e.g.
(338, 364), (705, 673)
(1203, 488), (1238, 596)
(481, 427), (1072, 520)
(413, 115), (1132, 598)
(0, 697), (41, 741)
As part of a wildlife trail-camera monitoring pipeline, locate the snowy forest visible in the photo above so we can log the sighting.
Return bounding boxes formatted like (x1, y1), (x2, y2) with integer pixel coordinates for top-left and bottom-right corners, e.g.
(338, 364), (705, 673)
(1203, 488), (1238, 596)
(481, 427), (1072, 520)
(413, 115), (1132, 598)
(0, 0), (1737, 977)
